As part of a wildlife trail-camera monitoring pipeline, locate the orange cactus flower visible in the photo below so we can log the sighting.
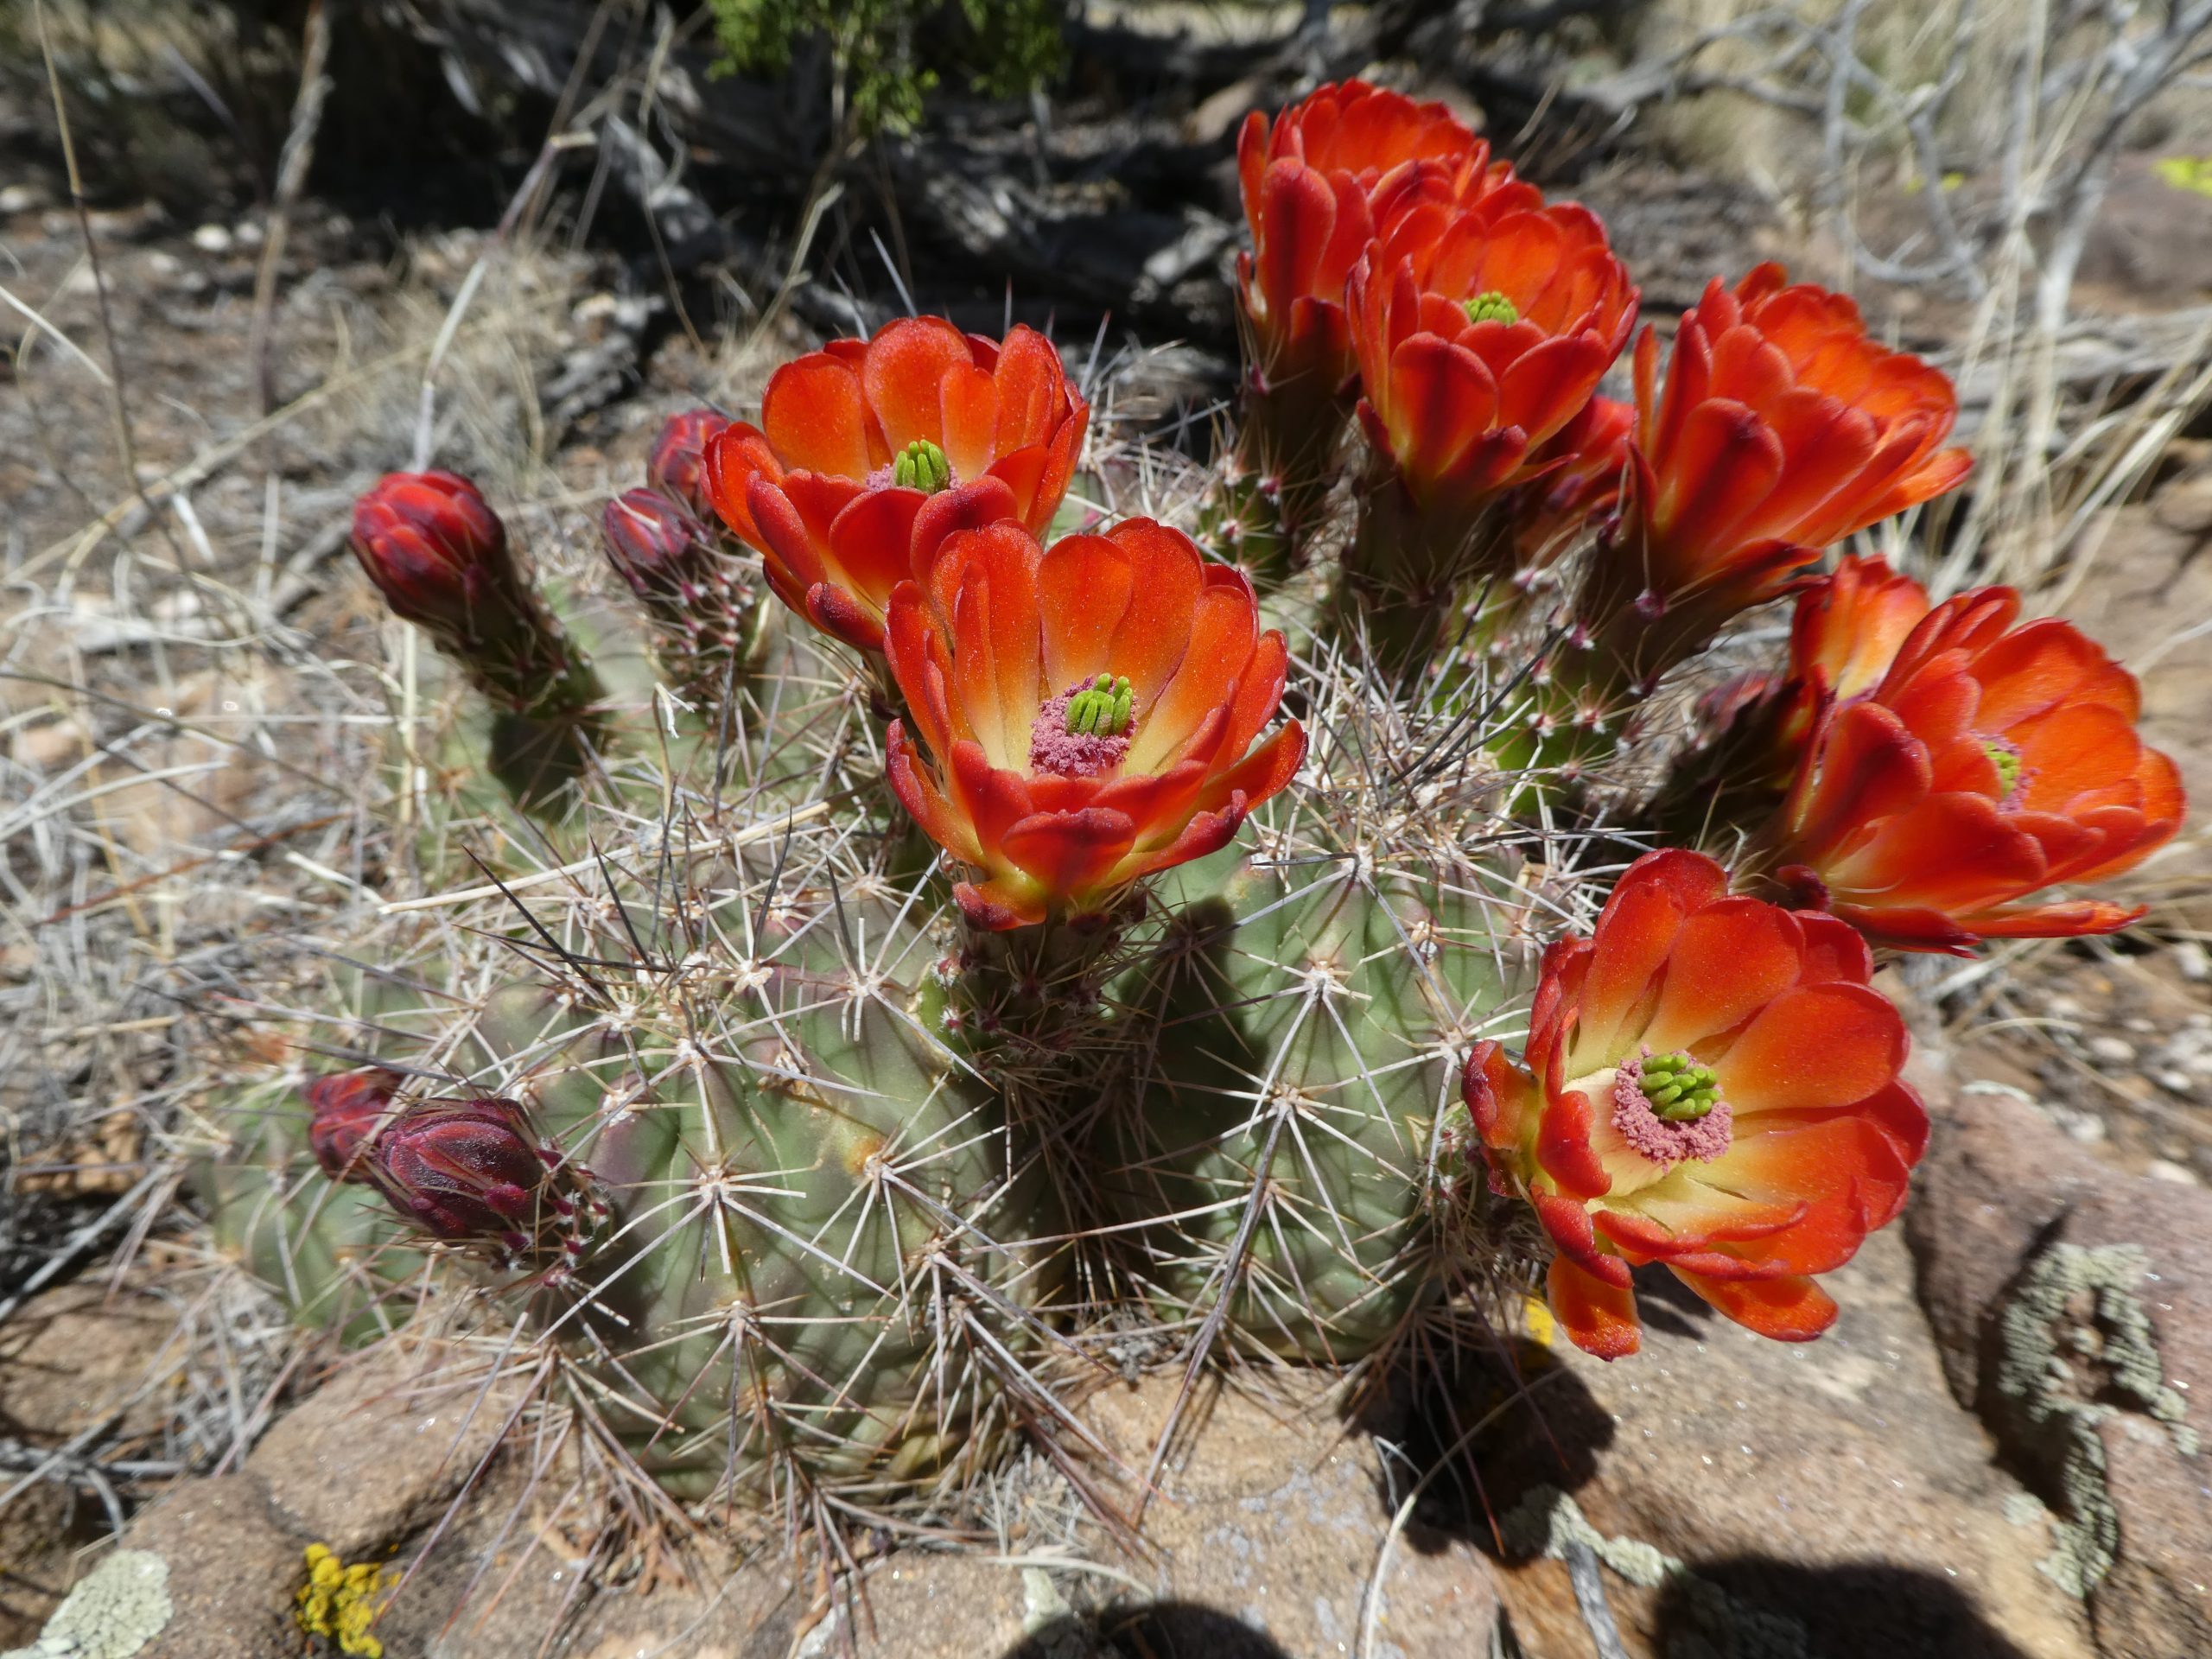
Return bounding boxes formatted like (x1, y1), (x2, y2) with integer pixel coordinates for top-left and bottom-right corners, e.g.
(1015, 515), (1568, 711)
(883, 518), (1306, 929)
(1576, 265), (1971, 688)
(1236, 80), (1499, 386)
(1350, 196), (1637, 524)
(1463, 849), (1927, 1358)
(702, 316), (1089, 652)
(1770, 587), (2185, 950)
(1789, 554), (1932, 711)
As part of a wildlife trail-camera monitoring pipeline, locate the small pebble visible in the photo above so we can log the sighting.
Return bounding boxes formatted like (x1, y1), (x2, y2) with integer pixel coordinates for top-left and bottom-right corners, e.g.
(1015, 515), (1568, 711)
(0, 182), (42, 215)
(2152, 1070), (2196, 1096)
(2086, 1034), (2135, 1065)
(2173, 940), (2210, 983)
(2145, 1160), (2201, 1185)
(191, 223), (232, 253)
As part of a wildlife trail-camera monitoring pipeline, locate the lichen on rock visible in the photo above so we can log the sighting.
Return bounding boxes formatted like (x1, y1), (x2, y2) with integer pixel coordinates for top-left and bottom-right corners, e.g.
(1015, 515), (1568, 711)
(1994, 1241), (2196, 1595)
(1, 1550), (171, 1659)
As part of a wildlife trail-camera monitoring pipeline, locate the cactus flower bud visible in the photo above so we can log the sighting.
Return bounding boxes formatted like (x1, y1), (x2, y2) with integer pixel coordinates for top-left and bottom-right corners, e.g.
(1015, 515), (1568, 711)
(365, 1096), (558, 1251)
(347, 472), (602, 733)
(602, 488), (716, 602)
(348, 471), (519, 638)
(305, 1067), (402, 1183)
(646, 407), (731, 521)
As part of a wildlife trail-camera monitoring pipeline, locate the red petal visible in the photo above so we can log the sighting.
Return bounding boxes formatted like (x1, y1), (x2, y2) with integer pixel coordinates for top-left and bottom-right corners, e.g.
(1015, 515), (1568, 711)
(862, 316), (975, 455)
(1130, 575), (1260, 770)
(1642, 898), (1806, 1053)
(1548, 1255), (1641, 1359)
(1713, 982), (1906, 1115)
(824, 486), (925, 619)
(912, 477), (1020, 582)
(1103, 520), (1206, 704)
(1037, 531), (1135, 691)
(1669, 1266), (1837, 1341)
(702, 423), (780, 546)
(997, 807), (1139, 903)
(886, 721), (980, 861)
(761, 353), (872, 479)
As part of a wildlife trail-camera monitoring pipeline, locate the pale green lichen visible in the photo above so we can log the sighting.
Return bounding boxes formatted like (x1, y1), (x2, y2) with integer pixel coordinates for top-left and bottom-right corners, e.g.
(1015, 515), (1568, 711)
(2, 1549), (170, 1659)
(1994, 1241), (2196, 1596)
(1500, 1485), (1808, 1659)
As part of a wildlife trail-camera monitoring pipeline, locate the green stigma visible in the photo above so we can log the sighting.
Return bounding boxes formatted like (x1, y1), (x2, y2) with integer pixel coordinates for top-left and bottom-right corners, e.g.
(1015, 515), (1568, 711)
(1641, 1051), (1721, 1122)
(1462, 290), (1519, 327)
(893, 438), (952, 493)
(1984, 741), (2022, 798)
(1065, 673), (1135, 738)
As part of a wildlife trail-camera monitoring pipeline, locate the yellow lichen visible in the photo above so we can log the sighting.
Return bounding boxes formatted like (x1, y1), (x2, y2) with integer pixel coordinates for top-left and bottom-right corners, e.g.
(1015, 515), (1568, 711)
(2154, 156), (2212, 197)
(294, 1543), (391, 1658)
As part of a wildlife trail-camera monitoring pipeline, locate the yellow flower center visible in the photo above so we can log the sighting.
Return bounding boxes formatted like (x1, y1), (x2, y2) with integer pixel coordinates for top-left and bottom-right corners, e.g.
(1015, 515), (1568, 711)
(1462, 290), (1520, 326)
(1984, 741), (2022, 799)
(893, 438), (952, 493)
(1065, 673), (1135, 737)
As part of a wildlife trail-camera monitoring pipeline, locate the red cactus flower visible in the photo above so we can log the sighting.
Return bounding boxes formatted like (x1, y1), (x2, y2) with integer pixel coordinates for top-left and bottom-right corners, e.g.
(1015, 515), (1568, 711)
(1350, 196), (1637, 523)
(365, 1096), (562, 1251)
(306, 1067), (401, 1183)
(1789, 554), (1930, 708)
(349, 471), (520, 638)
(1464, 849), (1927, 1358)
(702, 317), (1089, 652)
(646, 407), (732, 521)
(1672, 555), (1935, 814)
(1576, 266), (1970, 684)
(1770, 587), (2185, 950)
(1236, 81), (1499, 385)
(883, 518), (1306, 928)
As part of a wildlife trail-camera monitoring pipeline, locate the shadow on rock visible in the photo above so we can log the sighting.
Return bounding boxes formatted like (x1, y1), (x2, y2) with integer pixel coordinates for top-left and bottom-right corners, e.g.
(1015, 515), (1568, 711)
(1653, 1557), (2036, 1659)
(1630, 1261), (1718, 1340)
(1357, 1333), (1617, 1548)
(1003, 1604), (1296, 1659)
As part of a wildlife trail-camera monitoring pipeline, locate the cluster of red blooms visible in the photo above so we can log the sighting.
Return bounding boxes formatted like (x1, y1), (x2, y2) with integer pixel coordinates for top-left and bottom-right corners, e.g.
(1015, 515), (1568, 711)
(340, 80), (2183, 1364)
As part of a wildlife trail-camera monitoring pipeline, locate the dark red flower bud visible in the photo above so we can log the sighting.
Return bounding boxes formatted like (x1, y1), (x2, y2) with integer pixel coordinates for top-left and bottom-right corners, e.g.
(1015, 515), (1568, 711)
(602, 487), (715, 602)
(647, 408), (731, 521)
(305, 1067), (401, 1182)
(348, 471), (521, 637)
(365, 1096), (556, 1250)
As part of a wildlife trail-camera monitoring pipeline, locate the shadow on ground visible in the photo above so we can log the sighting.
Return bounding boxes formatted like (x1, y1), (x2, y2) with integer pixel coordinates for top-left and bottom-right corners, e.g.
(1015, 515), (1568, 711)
(1003, 1603), (1294, 1659)
(1653, 1557), (2037, 1659)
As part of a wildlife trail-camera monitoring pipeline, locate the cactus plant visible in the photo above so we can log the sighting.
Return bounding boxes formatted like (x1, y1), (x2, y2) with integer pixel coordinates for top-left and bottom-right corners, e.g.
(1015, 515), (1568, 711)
(188, 83), (2188, 1623)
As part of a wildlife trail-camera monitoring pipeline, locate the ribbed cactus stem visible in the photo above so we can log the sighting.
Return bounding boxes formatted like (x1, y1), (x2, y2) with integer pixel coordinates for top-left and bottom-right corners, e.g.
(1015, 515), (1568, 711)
(1201, 349), (1356, 586)
(1327, 472), (1518, 688)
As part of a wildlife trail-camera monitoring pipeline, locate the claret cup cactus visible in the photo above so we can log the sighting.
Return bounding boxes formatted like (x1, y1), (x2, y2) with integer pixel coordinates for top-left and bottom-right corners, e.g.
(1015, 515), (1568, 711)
(200, 78), (2185, 1603)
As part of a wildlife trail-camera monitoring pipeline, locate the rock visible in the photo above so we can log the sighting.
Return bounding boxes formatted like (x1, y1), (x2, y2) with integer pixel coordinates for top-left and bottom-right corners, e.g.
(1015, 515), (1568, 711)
(1077, 1374), (1503, 1659)
(1471, 1226), (2096, 1659)
(0, 1550), (172, 1659)
(124, 1477), (298, 1659)
(246, 1351), (519, 1558)
(1906, 1085), (2212, 1659)
(0, 1280), (187, 1445)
